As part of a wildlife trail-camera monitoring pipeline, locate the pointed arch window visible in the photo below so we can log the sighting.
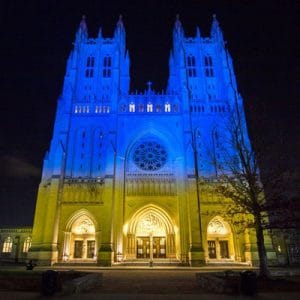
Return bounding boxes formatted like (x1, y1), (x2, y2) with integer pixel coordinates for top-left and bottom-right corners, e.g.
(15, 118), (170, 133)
(204, 55), (214, 77)
(138, 104), (144, 112)
(187, 55), (196, 77)
(155, 104), (162, 112)
(2, 236), (13, 253)
(129, 102), (135, 112)
(173, 104), (179, 112)
(120, 104), (127, 112)
(23, 237), (32, 253)
(164, 103), (171, 112)
(103, 56), (112, 78)
(85, 56), (95, 78)
(147, 103), (153, 112)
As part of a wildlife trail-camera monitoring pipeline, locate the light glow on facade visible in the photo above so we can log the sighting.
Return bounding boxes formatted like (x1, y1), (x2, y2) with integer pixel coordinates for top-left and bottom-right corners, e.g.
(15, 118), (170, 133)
(24, 15), (277, 267)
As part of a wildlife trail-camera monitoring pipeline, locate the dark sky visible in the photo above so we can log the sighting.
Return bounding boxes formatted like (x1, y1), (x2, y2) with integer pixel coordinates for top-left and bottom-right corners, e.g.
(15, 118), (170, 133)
(0, 0), (299, 227)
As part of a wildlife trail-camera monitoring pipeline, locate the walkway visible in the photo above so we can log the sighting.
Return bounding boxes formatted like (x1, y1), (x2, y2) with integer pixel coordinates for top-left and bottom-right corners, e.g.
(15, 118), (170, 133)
(1, 266), (300, 299)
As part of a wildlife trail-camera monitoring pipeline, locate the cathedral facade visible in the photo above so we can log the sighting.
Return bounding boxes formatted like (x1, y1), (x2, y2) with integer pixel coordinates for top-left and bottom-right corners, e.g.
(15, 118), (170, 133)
(23, 15), (278, 266)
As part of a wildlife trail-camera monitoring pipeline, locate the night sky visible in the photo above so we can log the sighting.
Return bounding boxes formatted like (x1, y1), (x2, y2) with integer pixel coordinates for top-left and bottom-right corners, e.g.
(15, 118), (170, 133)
(0, 0), (299, 227)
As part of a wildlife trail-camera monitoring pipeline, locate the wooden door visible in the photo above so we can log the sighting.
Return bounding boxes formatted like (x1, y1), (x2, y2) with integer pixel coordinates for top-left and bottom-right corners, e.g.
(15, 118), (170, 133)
(74, 240), (83, 258)
(153, 237), (166, 258)
(87, 240), (95, 258)
(136, 237), (150, 258)
(208, 240), (216, 259)
(219, 240), (229, 258)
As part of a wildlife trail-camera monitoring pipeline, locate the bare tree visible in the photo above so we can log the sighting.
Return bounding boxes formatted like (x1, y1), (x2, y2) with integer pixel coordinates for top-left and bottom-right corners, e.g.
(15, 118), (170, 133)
(212, 108), (273, 277)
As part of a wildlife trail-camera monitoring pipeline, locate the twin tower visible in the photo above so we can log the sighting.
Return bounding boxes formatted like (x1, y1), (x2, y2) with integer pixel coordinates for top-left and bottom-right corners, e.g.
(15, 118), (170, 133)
(28, 15), (271, 266)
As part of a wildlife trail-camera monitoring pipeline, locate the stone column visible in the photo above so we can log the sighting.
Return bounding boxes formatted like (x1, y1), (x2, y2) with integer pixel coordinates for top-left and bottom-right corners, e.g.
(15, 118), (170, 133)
(215, 238), (220, 259)
(149, 233), (153, 263)
(187, 179), (205, 266)
(126, 234), (136, 259)
(167, 233), (175, 257)
(62, 232), (71, 261)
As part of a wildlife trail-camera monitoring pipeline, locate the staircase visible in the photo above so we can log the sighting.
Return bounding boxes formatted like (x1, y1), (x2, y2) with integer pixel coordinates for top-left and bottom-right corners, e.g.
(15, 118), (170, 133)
(120, 258), (185, 267)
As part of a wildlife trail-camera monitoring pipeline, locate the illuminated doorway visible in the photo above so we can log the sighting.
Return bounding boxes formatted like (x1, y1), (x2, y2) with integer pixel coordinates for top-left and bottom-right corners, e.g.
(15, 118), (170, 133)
(125, 205), (175, 260)
(63, 213), (97, 261)
(136, 237), (166, 258)
(207, 217), (235, 261)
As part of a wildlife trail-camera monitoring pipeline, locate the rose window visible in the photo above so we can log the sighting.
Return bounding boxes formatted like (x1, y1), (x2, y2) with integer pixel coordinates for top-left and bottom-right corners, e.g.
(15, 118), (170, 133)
(133, 141), (167, 171)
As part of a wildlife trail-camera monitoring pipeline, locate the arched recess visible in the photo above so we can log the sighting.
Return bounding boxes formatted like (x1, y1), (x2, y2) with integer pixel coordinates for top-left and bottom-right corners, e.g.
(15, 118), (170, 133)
(206, 216), (235, 261)
(124, 205), (176, 260)
(62, 209), (98, 262)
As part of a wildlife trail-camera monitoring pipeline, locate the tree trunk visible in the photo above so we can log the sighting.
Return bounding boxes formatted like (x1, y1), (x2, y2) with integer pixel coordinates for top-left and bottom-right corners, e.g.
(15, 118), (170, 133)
(255, 214), (270, 278)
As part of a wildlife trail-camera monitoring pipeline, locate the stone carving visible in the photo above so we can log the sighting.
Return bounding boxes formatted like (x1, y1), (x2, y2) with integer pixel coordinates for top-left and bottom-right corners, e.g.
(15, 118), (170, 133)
(207, 219), (228, 235)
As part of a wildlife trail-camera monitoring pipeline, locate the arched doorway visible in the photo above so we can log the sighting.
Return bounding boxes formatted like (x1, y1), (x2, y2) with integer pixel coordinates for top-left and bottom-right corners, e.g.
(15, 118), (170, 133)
(125, 205), (176, 260)
(207, 217), (235, 261)
(63, 211), (97, 262)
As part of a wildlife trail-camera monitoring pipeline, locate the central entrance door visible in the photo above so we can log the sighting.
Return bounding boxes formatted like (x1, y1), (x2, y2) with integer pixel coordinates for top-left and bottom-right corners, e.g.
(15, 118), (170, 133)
(153, 237), (166, 258)
(136, 237), (150, 258)
(136, 237), (166, 259)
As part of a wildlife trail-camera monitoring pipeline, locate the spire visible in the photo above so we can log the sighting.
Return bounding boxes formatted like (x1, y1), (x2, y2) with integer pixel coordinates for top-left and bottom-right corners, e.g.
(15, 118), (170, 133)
(117, 14), (124, 28)
(75, 15), (88, 43)
(98, 27), (102, 39)
(147, 81), (152, 91)
(79, 15), (88, 33)
(210, 14), (224, 42)
(114, 15), (125, 37)
(196, 26), (201, 38)
(173, 14), (184, 37)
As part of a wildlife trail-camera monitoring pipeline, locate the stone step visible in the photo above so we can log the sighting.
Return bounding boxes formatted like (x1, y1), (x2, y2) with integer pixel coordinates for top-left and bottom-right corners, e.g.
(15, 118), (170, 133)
(54, 262), (97, 267)
(121, 259), (184, 266)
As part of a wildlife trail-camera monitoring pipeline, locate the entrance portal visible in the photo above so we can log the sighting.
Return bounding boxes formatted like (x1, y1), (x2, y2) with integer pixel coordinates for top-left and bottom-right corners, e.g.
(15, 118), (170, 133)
(207, 217), (234, 261)
(125, 205), (176, 260)
(63, 213), (96, 261)
(136, 237), (166, 258)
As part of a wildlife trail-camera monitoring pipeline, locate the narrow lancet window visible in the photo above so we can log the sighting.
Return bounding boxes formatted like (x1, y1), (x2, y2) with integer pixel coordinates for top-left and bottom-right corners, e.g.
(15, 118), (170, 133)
(103, 56), (112, 78)
(129, 102), (135, 112)
(204, 55), (214, 77)
(138, 104), (144, 112)
(85, 56), (95, 78)
(2, 237), (13, 253)
(147, 103), (153, 112)
(165, 103), (171, 112)
(187, 55), (196, 77)
(23, 237), (32, 253)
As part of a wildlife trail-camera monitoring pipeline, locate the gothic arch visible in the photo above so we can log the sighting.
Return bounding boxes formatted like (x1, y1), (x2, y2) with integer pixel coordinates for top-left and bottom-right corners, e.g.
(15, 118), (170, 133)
(207, 216), (232, 234)
(206, 216), (235, 261)
(124, 205), (177, 260)
(63, 209), (98, 262)
(127, 204), (175, 235)
(65, 209), (98, 232)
